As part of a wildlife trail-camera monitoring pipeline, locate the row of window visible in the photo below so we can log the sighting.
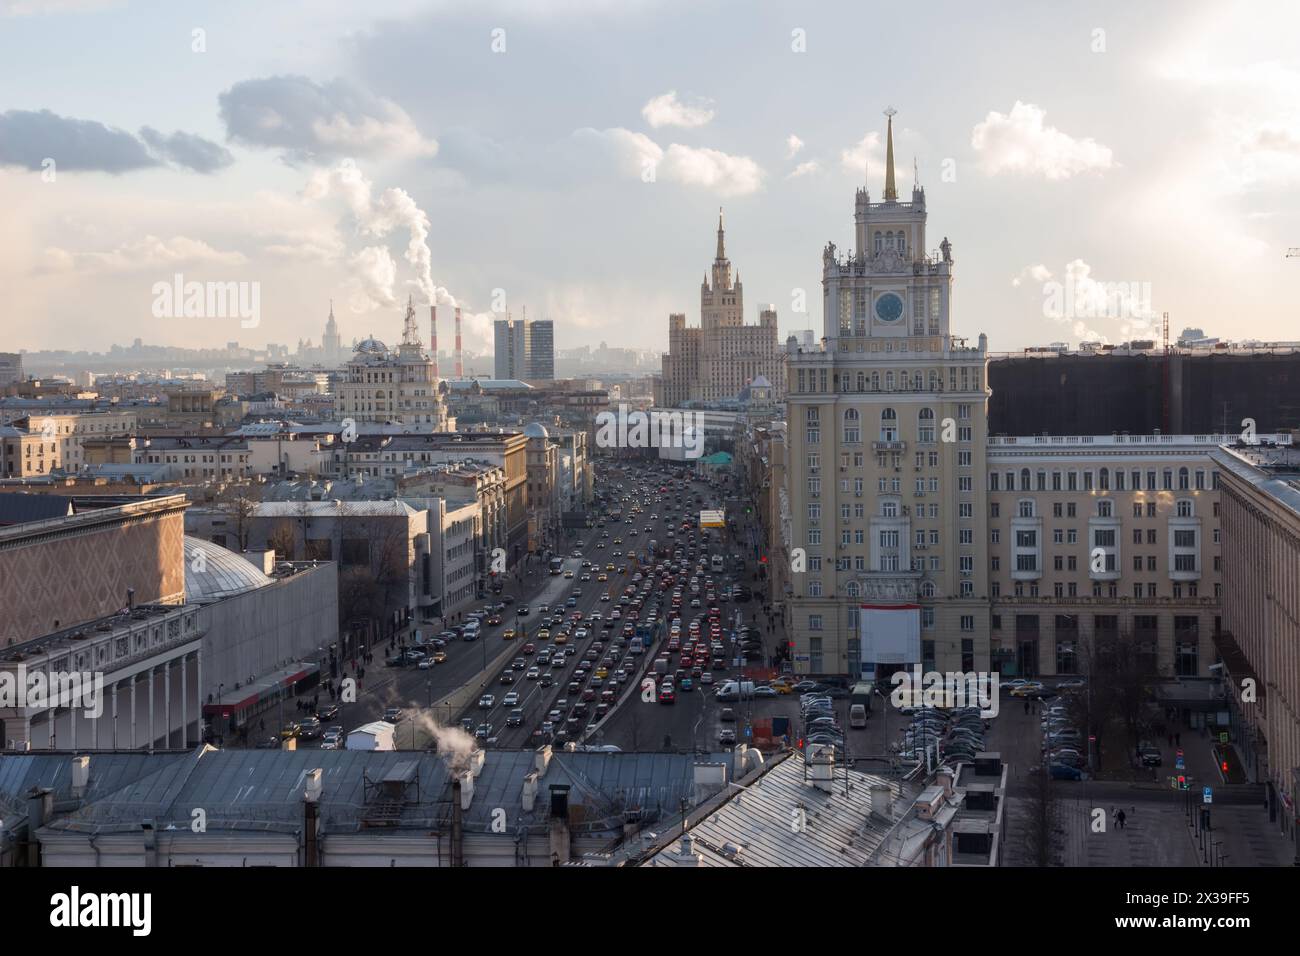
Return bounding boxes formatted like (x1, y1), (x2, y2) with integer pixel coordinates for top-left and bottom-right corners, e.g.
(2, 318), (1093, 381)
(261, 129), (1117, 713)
(995, 498), (1210, 520)
(991, 466), (1219, 493)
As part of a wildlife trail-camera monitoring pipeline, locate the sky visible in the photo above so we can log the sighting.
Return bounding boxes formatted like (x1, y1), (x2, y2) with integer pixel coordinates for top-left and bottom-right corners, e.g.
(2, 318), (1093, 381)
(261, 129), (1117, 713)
(3, 0), (1300, 358)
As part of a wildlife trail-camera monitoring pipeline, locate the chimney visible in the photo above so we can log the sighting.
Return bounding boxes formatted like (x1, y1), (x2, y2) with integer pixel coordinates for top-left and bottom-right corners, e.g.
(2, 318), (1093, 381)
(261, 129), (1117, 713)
(454, 307), (464, 379)
(870, 782), (894, 820)
(69, 755), (90, 799)
(548, 784), (571, 865)
(534, 744), (553, 776)
(458, 769), (475, 810)
(25, 787), (53, 866)
(451, 777), (464, 867)
(675, 832), (701, 867)
(126, 588), (135, 611)
(430, 306), (440, 379)
(302, 769), (322, 867)
(936, 767), (955, 799)
(732, 744), (749, 781)
(521, 770), (540, 813)
(808, 744), (836, 793)
(469, 749), (486, 779)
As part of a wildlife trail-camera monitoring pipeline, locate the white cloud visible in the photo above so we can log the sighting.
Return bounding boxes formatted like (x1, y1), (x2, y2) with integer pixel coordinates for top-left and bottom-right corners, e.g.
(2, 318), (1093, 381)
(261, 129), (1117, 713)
(38, 235), (247, 273)
(787, 160), (819, 179)
(661, 143), (762, 196)
(572, 128), (761, 195)
(785, 134), (804, 159)
(839, 131), (882, 176)
(971, 101), (1115, 180)
(641, 91), (715, 129)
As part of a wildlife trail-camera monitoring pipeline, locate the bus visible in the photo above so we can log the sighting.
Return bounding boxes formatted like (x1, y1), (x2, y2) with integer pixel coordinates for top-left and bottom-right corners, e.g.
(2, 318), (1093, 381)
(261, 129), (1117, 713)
(548, 557), (564, 576)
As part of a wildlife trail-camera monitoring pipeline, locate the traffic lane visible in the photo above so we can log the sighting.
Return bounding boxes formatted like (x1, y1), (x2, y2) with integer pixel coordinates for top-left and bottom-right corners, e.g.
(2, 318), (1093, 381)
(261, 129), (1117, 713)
(454, 551), (650, 746)
(481, 513), (681, 746)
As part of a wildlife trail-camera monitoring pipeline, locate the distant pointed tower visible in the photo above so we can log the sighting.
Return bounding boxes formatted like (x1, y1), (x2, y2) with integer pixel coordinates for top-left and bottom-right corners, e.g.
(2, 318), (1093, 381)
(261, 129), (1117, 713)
(702, 208), (742, 330)
(322, 299), (341, 364)
(883, 106), (898, 201)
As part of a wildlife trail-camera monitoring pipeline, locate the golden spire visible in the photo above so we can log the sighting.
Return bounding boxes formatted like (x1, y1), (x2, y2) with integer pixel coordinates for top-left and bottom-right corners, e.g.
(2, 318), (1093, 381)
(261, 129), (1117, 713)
(883, 107), (898, 201)
(716, 206), (726, 260)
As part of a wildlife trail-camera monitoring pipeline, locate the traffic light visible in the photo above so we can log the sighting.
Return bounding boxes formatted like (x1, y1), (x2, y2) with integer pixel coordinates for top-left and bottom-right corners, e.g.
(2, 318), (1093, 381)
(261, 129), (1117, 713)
(1178, 775), (1188, 790)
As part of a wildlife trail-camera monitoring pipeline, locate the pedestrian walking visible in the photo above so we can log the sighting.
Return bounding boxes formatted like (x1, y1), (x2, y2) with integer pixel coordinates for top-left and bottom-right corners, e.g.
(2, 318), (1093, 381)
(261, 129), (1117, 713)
(1117, 809), (1127, 830)
(1024, 698), (1030, 715)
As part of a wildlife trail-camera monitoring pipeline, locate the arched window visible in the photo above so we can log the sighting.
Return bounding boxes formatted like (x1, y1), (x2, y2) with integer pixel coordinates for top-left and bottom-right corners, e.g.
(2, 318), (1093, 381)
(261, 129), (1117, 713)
(897, 233), (906, 256)
(1020, 468), (1031, 491)
(912, 372), (922, 391)
(843, 408), (861, 443)
(921, 581), (936, 598)
(929, 370), (940, 391)
(846, 581), (860, 598)
(871, 372), (880, 391)
(885, 231), (895, 249)
(880, 408), (898, 442)
(918, 408), (936, 443)
(1178, 467), (1190, 490)
(885, 371), (895, 390)
(856, 371), (865, 392)
(1099, 467), (1110, 491)
(874, 232), (882, 254)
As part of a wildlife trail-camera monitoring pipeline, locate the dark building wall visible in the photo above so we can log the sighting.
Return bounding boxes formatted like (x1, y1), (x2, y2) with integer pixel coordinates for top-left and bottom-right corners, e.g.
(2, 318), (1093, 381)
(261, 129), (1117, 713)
(988, 352), (1300, 436)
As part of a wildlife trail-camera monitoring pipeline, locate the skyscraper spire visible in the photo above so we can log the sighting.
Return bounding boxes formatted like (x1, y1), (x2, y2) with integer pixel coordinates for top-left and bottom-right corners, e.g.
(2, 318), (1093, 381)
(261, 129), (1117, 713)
(883, 107), (898, 201)
(716, 206), (726, 260)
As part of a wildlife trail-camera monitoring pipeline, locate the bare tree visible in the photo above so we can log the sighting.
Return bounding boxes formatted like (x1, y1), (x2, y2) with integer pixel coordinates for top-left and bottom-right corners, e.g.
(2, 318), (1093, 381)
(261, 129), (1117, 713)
(1020, 761), (1063, 866)
(267, 520), (297, 561)
(213, 481), (263, 551)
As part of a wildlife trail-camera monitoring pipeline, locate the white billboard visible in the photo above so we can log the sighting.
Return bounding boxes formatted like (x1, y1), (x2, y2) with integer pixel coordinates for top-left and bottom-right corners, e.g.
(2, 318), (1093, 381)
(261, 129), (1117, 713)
(858, 604), (921, 670)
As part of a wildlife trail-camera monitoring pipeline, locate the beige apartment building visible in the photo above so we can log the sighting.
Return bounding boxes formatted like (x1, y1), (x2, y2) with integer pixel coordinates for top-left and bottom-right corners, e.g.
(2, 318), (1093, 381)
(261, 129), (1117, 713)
(335, 296), (449, 429)
(779, 111), (1284, 683)
(783, 113), (990, 677)
(985, 435), (1238, 678)
(657, 212), (784, 406)
(1212, 443), (1300, 847)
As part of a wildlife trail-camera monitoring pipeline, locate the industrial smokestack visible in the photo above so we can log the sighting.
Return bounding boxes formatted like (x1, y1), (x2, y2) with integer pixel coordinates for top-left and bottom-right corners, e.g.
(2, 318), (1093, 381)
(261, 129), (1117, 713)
(454, 306), (464, 379)
(430, 306), (440, 379)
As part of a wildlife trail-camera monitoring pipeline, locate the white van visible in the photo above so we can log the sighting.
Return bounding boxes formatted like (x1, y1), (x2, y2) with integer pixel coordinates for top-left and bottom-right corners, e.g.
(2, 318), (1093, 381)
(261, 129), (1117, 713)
(849, 704), (868, 729)
(716, 680), (756, 701)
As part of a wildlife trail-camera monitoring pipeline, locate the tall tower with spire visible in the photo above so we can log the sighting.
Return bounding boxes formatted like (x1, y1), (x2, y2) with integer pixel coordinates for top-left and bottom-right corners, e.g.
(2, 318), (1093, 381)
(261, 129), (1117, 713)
(883, 106), (898, 202)
(322, 299), (342, 364)
(702, 207), (742, 330)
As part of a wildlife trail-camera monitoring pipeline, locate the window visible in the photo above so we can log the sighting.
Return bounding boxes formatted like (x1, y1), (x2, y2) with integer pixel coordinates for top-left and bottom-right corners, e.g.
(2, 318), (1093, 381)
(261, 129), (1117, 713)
(843, 408), (861, 443)
(918, 408), (936, 442)
(1177, 499), (1193, 517)
(1097, 500), (1112, 518)
(1178, 467), (1190, 490)
(1018, 499), (1035, 518)
(879, 408), (898, 442)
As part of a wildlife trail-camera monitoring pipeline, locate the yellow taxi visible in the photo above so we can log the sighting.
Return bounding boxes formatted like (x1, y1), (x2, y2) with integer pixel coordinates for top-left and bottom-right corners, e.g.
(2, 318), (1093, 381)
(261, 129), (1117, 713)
(536, 628), (551, 640)
(554, 633), (568, 645)
(502, 628), (516, 640)
(597, 573), (608, 582)
(595, 667), (608, 679)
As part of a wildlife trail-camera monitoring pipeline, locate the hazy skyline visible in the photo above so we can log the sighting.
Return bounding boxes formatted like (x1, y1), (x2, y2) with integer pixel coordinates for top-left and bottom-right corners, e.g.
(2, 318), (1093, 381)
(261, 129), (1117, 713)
(4, 0), (1300, 357)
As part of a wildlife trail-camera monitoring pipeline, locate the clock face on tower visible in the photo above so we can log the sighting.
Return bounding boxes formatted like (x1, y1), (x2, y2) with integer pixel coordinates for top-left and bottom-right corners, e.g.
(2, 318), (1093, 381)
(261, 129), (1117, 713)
(874, 292), (904, 323)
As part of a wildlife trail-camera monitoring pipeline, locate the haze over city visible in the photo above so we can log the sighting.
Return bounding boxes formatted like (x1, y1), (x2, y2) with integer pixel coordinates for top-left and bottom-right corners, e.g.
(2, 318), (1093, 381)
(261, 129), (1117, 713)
(5, 0), (1300, 356)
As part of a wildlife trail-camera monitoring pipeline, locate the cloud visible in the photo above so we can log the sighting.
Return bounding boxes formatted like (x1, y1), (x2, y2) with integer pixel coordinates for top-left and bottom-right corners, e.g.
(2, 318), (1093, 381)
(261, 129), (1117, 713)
(1, 0), (119, 15)
(641, 91), (714, 129)
(785, 134), (804, 159)
(0, 109), (233, 175)
(786, 160), (819, 179)
(218, 75), (437, 163)
(971, 101), (1115, 180)
(345, 246), (399, 310)
(38, 235), (247, 273)
(839, 131), (882, 176)
(139, 127), (234, 174)
(0, 109), (155, 173)
(661, 143), (761, 195)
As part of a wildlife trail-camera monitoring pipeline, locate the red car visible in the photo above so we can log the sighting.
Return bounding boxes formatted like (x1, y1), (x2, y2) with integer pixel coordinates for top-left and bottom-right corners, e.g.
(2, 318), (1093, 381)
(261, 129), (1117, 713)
(522, 643), (536, 655)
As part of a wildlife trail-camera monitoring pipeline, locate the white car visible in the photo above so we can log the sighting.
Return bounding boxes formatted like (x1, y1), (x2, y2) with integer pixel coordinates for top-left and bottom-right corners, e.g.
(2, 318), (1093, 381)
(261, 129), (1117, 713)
(503, 691), (520, 706)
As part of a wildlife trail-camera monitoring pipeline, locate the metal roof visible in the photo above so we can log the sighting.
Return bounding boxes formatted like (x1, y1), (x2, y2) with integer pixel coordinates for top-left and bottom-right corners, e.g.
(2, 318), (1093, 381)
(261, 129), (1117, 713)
(183, 536), (274, 602)
(646, 753), (920, 867)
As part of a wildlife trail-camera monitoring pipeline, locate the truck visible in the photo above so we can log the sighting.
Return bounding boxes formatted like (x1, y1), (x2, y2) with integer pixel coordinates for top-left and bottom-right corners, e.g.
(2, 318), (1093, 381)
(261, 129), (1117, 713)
(851, 681), (875, 713)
